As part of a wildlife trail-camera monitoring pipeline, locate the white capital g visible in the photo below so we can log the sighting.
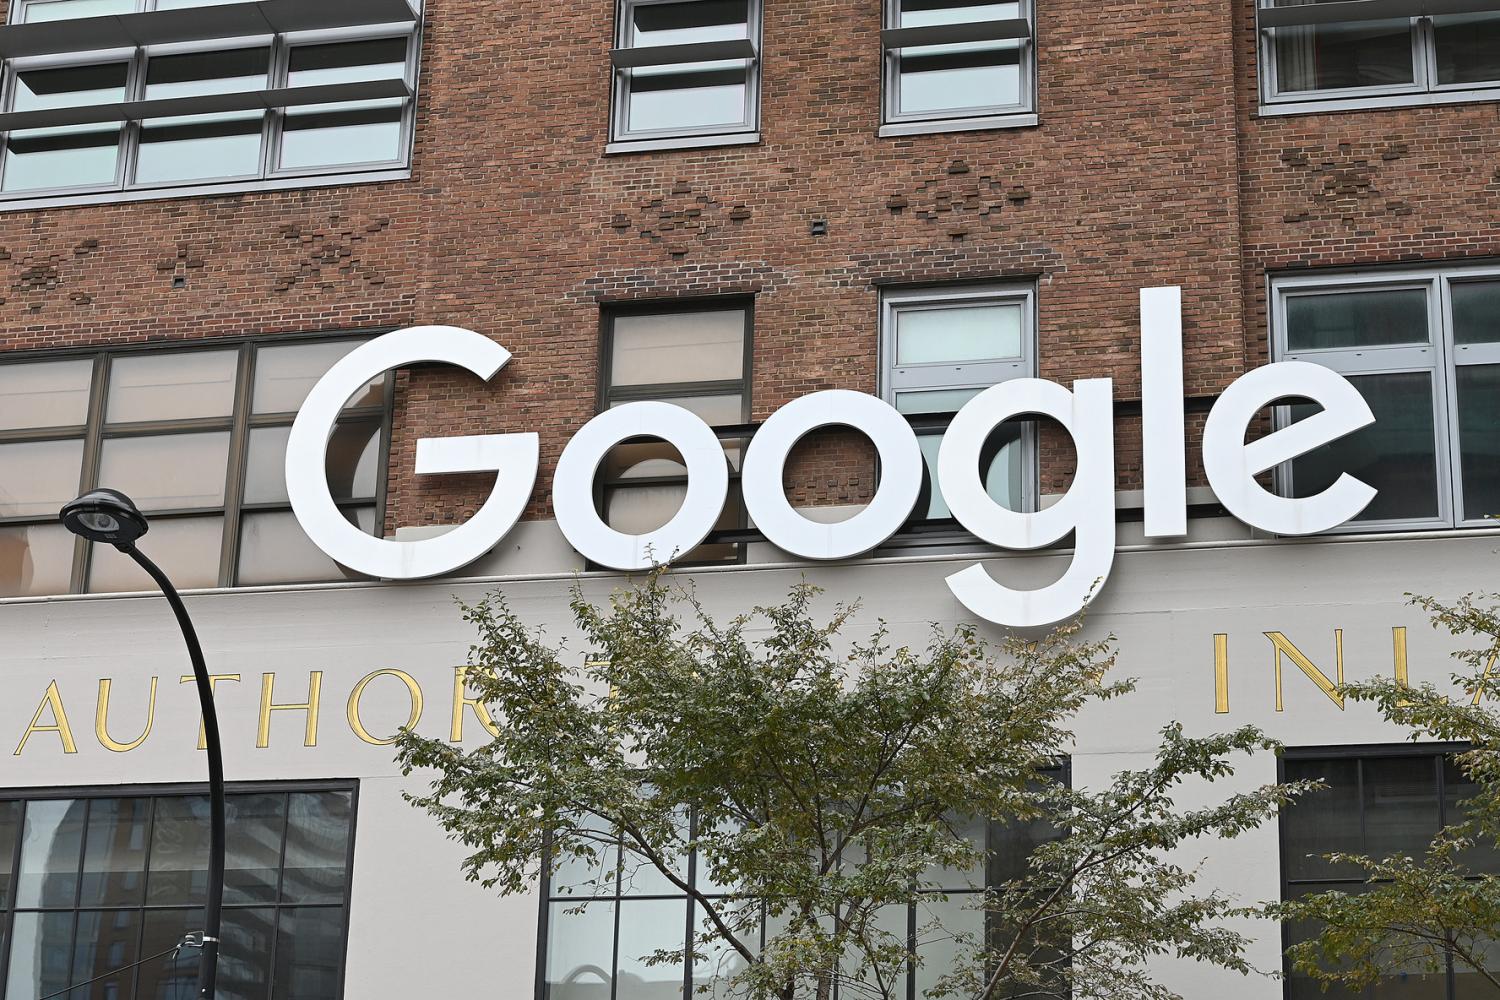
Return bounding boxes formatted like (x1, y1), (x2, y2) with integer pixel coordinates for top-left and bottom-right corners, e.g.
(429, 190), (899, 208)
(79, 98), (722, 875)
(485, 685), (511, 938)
(286, 326), (538, 579)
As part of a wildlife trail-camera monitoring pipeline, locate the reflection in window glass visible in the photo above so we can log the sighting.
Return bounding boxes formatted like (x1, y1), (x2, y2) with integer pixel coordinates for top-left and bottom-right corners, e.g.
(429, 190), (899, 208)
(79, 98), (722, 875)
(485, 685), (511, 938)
(6, 911), (75, 1000)
(137, 48), (270, 185)
(2, 63), (127, 192)
(276, 905), (347, 999)
(106, 351), (238, 423)
(547, 901), (616, 1000)
(16, 799), (86, 908)
(1433, 12), (1500, 86)
(0, 524), (76, 599)
(1273, 18), (1415, 93)
(616, 898), (687, 1000)
(97, 432), (231, 511)
(86, 516), (224, 593)
(281, 40), (408, 170)
(0, 439), (84, 519)
(225, 794), (287, 905)
(282, 792), (353, 904)
(1285, 288), (1429, 351)
(71, 908), (141, 998)
(80, 798), (149, 908)
(0, 359), (93, 431)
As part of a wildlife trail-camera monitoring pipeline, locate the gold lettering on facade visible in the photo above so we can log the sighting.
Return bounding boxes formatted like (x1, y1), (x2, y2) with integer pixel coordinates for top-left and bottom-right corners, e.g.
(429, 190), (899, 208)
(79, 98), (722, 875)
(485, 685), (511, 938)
(450, 667), (500, 742)
(1214, 634), (1230, 714)
(258, 671), (323, 748)
(1266, 630), (1345, 712)
(180, 674), (242, 751)
(347, 669), (424, 746)
(15, 681), (78, 755)
(1392, 627), (1409, 687)
(96, 677), (157, 753)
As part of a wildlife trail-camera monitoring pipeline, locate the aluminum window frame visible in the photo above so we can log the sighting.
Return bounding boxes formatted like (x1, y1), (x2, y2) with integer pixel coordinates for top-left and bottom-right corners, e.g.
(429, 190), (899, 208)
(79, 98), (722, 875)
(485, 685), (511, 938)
(1271, 264), (1500, 534)
(607, 0), (763, 152)
(879, 0), (1037, 136)
(0, 0), (422, 206)
(0, 331), (395, 596)
(879, 282), (1040, 525)
(1256, 2), (1500, 113)
(0, 778), (358, 1000)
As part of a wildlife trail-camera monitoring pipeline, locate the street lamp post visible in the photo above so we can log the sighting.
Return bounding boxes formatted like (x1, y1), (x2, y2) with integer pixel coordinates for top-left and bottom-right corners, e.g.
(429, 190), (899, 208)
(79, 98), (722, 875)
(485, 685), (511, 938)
(60, 489), (225, 1000)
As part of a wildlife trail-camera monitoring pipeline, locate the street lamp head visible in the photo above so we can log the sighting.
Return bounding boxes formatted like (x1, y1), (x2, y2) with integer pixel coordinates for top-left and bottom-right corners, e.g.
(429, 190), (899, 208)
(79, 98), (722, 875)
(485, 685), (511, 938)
(60, 489), (149, 547)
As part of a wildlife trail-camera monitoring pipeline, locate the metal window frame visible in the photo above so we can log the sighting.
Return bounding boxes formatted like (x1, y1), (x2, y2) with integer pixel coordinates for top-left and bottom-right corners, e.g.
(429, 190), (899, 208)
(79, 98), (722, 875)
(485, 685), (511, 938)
(879, 282), (1040, 526)
(1256, 0), (1500, 111)
(0, 0), (421, 204)
(1271, 263), (1500, 534)
(0, 330), (395, 597)
(0, 778), (358, 1000)
(880, 0), (1036, 131)
(608, 0), (763, 148)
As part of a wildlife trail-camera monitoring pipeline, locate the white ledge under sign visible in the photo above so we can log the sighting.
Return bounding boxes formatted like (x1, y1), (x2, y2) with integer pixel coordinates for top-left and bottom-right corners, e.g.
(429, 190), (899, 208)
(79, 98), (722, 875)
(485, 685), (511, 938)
(284, 287), (1378, 627)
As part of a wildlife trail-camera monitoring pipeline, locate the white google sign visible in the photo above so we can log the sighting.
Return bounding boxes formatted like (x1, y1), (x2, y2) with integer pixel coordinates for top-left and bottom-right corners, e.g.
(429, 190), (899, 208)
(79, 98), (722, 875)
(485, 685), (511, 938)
(286, 287), (1377, 628)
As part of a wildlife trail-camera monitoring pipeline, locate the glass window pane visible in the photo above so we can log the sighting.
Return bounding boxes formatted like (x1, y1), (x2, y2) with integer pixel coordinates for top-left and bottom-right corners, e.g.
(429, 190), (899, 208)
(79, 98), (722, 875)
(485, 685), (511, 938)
(72, 909), (141, 1000)
(1273, 18), (1416, 92)
(627, 64), (749, 133)
(6, 911), (75, 1000)
(80, 797), (149, 907)
(843, 902), (909, 996)
(280, 39), (408, 170)
(0, 438), (84, 518)
(916, 894), (980, 999)
(546, 901), (615, 1000)
(137, 48), (270, 185)
(244, 420), (380, 506)
(552, 814), (619, 898)
(1285, 288), (1429, 351)
(281, 790), (352, 904)
(899, 43), (1022, 116)
(604, 484), (742, 563)
(1457, 365), (1500, 522)
(252, 341), (382, 414)
(896, 387), (981, 415)
(900, 0), (1019, 26)
(225, 793), (286, 906)
(147, 796), (210, 906)
(16, 799), (86, 908)
(1453, 280), (1500, 346)
(275, 906), (346, 1000)
(106, 351), (238, 423)
(97, 432), (230, 511)
(610, 392), (744, 426)
(1282, 758), (1363, 881)
(1434, 12), (1500, 86)
(610, 310), (745, 387)
(0, 524), (76, 598)
(693, 901), (757, 990)
(915, 423), (1023, 520)
(138, 907), (201, 1000)
(896, 302), (1024, 366)
(2, 63), (126, 192)
(0, 359), (93, 430)
(237, 508), (374, 586)
(616, 898), (687, 1000)
(1443, 758), (1500, 874)
(632, 0), (748, 45)
(221, 907), (275, 1000)
(1363, 756), (1441, 861)
(1289, 370), (1439, 523)
(20, 0), (131, 20)
(0, 801), (21, 909)
(87, 516), (223, 593)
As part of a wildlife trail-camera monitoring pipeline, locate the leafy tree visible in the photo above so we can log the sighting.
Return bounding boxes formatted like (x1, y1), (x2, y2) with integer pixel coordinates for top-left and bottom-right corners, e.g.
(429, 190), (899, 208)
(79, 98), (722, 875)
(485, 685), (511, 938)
(1277, 591), (1500, 993)
(395, 573), (1307, 999)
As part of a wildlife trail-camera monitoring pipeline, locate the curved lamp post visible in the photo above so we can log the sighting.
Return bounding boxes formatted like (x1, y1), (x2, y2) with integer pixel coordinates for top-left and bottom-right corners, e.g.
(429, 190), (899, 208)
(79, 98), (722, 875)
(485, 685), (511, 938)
(60, 489), (224, 1000)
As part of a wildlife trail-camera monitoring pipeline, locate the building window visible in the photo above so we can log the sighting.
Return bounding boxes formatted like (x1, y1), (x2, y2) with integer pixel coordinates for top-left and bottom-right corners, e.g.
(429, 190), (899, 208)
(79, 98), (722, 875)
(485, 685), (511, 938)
(0, 336), (391, 598)
(541, 767), (1066, 1000)
(1257, 0), (1500, 114)
(0, 782), (355, 1000)
(1272, 265), (1500, 531)
(599, 303), (750, 564)
(880, 284), (1036, 523)
(0, 0), (422, 207)
(1279, 747), (1497, 998)
(607, 0), (761, 153)
(880, 0), (1036, 137)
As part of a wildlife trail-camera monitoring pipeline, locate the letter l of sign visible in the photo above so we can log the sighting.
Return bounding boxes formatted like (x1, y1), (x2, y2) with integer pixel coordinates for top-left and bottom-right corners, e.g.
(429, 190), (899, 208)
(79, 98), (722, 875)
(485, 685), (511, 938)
(1141, 286), (1187, 538)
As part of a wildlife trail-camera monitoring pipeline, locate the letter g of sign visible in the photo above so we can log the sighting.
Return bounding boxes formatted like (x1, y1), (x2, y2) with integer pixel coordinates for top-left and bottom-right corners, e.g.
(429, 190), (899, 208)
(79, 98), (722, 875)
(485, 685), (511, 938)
(285, 326), (539, 579)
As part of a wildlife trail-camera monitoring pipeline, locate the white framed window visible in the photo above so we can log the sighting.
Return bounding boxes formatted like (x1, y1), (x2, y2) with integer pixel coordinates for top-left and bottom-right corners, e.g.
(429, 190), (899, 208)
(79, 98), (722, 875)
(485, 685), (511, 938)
(1257, 0), (1500, 115)
(1271, 264), (1500, 532)
(880, 283), (1036, 522)
(879, 0), (1036, 137)
(607, 0), (761, 154)
(0, 0), (422, 208)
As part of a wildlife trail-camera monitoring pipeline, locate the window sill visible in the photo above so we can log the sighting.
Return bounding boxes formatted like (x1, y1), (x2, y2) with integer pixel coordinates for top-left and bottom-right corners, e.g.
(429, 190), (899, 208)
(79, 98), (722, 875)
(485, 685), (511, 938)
(878, 112), (1037, 138)
(1258, 87), (1500, 117)
(604, 131), (760, 155)
(0, 167), (412, 214)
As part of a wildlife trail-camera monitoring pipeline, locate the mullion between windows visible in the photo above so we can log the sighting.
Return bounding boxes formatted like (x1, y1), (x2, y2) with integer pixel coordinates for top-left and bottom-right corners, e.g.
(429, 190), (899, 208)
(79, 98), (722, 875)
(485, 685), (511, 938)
(220, 343), (256, 588)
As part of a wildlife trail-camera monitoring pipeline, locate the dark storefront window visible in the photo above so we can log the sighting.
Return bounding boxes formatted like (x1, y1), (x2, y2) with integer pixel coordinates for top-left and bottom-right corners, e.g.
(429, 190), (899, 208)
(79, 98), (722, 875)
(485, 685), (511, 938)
(0, 783), (355, 1000)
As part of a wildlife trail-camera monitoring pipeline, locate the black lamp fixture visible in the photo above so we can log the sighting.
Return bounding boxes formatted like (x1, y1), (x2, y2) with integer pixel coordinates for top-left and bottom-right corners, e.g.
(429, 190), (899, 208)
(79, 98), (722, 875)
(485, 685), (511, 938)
(60, 489), (225, 1000)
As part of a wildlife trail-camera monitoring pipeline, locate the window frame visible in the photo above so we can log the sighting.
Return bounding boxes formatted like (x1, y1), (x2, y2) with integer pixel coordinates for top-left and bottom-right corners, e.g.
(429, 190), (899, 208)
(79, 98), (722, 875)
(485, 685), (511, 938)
(0, 0), (423, 209)
(879, 0), (1038, 137)
(0, 778), (359, 1000)
(606, 0), (763, 154)
(1256, 3), (1500, 115)
(879, 282), (1040, 526)
(0, 331), (396, 596)
(1270, 263), (1500, 534)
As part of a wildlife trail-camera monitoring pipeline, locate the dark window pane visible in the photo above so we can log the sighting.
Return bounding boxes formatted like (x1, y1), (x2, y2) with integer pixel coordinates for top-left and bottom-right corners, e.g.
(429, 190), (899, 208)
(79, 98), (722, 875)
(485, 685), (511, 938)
(1289, 370), (1439, 523)
(1283, 758), (1363, 880)
(71, 909), (141, 1000)
(0, 801), (21, 909)
(548, 901), (616, 1000)
(225, 793), (286, 905)
(221, 906), (275, 1000)
(2, 63), (127, 192)
(0, 359), (93, 431)
(137, 48), (270, 184)
(281, 40), (408, 170)
(1286, 288), (1429, 351)
(275, 906), (346, 1000)
(1434, 12), (1500, 86)
(1273, 17), (1416, 92)
(1453, 281), (1500, 346)
(80, 797), (149, 907)
(1443, 758), (1500, 873)
(0, 524), (76, 598)
(282, 791), (352, 904)
(0, 439), (85, 518)
(1363, 756), (1441, 861)
(6, 911), (75, 999)
(147, 796), (211, 906)
(17, 799), (86, 908)
(1457, 365), (1500, 522)
(138, 907), (201, 1000)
